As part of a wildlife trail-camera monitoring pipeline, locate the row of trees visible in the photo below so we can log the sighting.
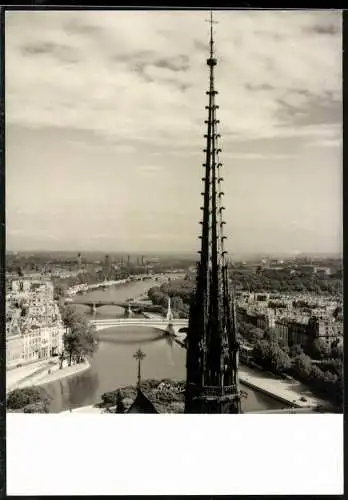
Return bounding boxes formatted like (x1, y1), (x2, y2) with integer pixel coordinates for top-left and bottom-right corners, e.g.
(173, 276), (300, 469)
(292, 352), (342, 406)
(229, 267), (342, 294)
(146, 269), (342, 318)
(238, 318), (343, 409)
(59, 305), (97, 367)
(147, 280), (194, 318)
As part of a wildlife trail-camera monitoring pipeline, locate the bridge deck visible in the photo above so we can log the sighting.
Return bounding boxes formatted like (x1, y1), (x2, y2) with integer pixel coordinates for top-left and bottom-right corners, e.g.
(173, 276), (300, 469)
(90, 318), (188, 337)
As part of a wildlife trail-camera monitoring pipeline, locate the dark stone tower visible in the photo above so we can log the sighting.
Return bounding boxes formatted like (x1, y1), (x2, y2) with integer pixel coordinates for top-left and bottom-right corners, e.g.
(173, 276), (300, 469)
(185, 11), (241, 414)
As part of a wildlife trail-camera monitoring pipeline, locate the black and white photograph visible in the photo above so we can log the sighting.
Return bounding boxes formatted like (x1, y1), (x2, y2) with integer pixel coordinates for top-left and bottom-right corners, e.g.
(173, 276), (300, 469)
(3, 6), (343, 495)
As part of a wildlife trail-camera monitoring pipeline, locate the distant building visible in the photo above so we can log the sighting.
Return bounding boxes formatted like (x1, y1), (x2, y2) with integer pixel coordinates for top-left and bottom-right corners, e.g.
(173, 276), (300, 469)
(307, 316), (342, 346)
(255, 293), (269, 302)
(257, 310), (276, 330)
(77, 252), (82, 267)
(314, 266), (331, 276)
(22, 324), (64, 362)
(237, 306), (259, 326)
(239, 344), (254, 364)
(6, 278), (65, 368)
(274, 319), (289, 345)
(287, 318), (309, 346)
(12, 280), (31, 293)
(300, 265), (315, 275)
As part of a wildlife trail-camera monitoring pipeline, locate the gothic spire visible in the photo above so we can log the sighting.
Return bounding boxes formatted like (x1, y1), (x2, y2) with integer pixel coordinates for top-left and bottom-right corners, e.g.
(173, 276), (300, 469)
(185, 11), (241, 414)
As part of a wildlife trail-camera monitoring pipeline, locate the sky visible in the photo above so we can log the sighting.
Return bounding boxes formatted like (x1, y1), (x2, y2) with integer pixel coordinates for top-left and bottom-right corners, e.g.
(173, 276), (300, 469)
(5, 9), (342, 256)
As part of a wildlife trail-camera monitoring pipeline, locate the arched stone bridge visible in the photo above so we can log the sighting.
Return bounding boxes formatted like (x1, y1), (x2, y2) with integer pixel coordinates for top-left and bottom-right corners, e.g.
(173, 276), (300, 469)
(67, 299), (164, 315)
(90, 317), (188, 340)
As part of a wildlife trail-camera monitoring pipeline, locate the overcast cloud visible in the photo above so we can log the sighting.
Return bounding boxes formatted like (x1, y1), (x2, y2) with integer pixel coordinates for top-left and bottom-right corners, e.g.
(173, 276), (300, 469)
(5, 9), (342, 255)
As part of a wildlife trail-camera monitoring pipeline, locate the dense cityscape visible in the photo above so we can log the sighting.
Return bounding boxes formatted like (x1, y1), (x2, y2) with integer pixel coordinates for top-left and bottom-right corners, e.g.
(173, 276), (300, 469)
(6, 251), (343, 413)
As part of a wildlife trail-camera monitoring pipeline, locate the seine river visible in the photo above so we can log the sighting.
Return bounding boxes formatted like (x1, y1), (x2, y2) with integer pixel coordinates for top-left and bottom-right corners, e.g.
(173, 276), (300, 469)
(41, 279), (286, 413)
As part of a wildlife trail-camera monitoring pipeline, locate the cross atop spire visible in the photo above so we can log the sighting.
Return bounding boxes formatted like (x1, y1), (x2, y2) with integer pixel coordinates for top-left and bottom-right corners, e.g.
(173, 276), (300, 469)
(205, 10), (218, 58)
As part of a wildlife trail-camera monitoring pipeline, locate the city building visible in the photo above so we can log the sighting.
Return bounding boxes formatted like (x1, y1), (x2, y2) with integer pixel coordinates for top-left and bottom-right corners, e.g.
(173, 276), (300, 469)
(308, 316), (343, 346)
(12, 279), (31, 293)
(257, 309), (276, 330)
(287, 318), (309, 347)
(6, 277), (65, 369)
(22, 323), (64, 362)
(274, 319), (289, 345)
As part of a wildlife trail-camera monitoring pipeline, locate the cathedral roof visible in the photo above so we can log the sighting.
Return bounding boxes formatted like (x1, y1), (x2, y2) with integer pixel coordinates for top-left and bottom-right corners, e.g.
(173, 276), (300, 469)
(127, 389), (159, 414)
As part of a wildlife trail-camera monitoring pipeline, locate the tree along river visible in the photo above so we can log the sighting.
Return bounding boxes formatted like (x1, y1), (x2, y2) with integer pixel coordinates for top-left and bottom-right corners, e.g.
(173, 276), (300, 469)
(41, 279), (287, 413)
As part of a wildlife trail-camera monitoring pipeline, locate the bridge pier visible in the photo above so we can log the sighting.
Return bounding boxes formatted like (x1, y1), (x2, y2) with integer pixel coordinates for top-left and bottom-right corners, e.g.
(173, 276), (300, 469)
(124, 304), (133, 318)
(90, 304), (97, 315)
(165, 322), (176, 336)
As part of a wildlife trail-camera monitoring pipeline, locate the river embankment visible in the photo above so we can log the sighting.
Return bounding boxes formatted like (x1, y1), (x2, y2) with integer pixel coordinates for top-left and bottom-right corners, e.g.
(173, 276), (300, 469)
(238, 365), (331, 409)
(7, 359), (91, 393)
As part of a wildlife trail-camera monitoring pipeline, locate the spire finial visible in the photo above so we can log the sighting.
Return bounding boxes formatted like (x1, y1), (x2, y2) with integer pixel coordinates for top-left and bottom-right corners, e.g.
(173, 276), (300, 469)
(205, 9), (218, 57)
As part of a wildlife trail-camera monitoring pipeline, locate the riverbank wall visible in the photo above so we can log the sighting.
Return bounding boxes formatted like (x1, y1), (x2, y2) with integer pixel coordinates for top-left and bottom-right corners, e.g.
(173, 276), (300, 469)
(34, 360), (91, 388)
(8, 360), (91, 393)
(173, 338), (329, 409)
(239, 375), (299, 408)
(238, 365), (330, 409)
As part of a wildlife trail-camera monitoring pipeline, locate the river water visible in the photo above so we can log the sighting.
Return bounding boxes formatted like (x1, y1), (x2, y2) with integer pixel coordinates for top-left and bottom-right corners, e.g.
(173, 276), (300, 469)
(42, 279), (286, 413)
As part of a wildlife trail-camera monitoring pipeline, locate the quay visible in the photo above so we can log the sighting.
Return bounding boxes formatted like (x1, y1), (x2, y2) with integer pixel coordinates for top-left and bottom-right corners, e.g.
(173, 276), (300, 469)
(238, 365), (331, 410)
(7, 358), (91, 393)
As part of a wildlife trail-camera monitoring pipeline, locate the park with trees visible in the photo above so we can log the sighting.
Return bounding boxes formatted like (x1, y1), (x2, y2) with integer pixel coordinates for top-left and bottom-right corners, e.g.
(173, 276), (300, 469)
(228, 264), (342, 295)
(147, 280), (193, 318)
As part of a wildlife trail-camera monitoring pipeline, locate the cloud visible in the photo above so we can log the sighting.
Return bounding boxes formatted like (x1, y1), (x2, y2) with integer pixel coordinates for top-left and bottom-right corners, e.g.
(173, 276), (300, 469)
(223, 153), (297, 160)
(5, 10), (343, 254)
(5, 10), (342, 149)
(305, 22), (340, 36)
(142, 233), (181, 240)
(7, 228), (59, 241)
(307, 138), (342, 148)
(137, 165), (163, 173)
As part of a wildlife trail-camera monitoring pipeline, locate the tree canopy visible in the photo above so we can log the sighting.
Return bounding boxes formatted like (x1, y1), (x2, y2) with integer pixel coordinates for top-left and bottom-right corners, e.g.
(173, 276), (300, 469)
(7, 387), (51, 412)
(60, 304), (97, 365)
